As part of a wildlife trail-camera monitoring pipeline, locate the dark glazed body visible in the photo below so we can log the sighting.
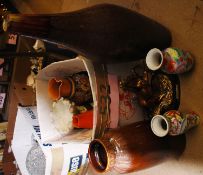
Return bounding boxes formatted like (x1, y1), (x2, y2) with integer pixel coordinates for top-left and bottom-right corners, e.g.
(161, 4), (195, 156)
(89, 121), (186, 173)
(5, 4), (171, 63)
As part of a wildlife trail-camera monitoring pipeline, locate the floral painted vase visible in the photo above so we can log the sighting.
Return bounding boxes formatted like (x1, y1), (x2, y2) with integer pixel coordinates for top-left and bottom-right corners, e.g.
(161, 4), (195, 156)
(151, 110), (200, 137)
(146, 48), (194, 74)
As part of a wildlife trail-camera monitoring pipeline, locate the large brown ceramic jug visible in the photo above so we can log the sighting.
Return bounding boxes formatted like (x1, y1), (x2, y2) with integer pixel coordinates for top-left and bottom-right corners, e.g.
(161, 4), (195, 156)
(88, 121), (186, 174)
(3, 4), (171, 63)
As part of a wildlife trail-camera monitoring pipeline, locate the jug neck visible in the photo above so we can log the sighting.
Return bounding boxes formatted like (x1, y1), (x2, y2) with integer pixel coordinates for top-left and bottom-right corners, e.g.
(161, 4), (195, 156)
(88, 138), (117, 173)
(3, 13), (50, 37)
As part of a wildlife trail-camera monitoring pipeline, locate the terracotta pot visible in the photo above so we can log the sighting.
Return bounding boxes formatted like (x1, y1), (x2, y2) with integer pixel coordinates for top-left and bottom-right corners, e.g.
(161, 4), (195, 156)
(72, 110), (93, 129)
(146, 48), (194, 74)
(48, 77), (75, 101)
(88, 121), (186, 174)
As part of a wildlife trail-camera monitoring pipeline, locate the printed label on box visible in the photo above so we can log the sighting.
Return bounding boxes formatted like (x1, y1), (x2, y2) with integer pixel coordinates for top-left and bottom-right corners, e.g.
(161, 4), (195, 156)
(19, 106), (41, 140)
(68, 155), (83, 174)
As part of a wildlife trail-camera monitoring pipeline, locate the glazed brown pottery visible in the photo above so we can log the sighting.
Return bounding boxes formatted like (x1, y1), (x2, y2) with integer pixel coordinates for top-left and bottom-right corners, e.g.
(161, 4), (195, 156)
(88, 121), (186, 174)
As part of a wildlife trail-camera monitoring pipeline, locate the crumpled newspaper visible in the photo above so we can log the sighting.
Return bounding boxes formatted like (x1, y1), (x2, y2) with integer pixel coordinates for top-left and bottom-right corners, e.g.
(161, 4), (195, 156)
(26, 141), (46, 175)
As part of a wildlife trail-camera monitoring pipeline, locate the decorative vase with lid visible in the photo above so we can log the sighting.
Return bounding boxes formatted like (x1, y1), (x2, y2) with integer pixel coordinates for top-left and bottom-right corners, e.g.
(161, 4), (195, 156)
(88, 121), (186, 174)
(146, 48), (194, 74)
(151, 110), (200, 137)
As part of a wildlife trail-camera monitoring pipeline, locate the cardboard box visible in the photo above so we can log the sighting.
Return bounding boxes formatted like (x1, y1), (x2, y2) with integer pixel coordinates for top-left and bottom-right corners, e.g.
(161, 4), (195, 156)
(12, 56), (146, 175)
(12, 56), (114, 175)
(36, 56), (94, 143)
(12, 107), (37, 175)
(12, 106), (89, 175)
(35, 56), (146, 141)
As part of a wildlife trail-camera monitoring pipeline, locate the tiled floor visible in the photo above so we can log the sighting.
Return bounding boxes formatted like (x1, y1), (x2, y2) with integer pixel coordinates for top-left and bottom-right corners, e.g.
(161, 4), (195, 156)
(10, 0), (203, 174)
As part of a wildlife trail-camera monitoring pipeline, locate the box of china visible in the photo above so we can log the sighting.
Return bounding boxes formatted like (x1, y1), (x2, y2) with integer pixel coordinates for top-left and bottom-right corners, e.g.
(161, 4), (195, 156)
(34, 55), (145, 174)
(36, 56), (145, 142)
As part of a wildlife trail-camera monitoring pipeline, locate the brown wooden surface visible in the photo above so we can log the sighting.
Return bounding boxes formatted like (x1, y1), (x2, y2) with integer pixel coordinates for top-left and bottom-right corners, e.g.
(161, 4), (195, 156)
(3, 36), (36, 174)
(2, 139), (18, 175)
(5, 37), (35, 145)
(3, 161), (17, 175)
